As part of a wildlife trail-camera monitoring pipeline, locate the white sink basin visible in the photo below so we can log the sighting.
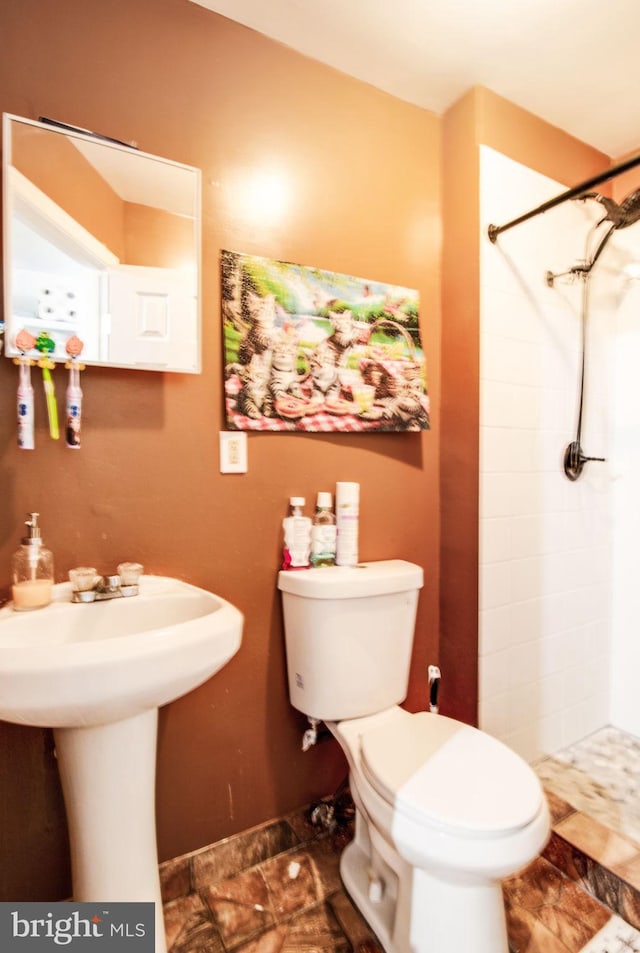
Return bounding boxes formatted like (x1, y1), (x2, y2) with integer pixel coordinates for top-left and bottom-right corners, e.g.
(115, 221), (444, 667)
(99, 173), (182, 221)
(0, 574), (243, 727)
(0, 574), (243, 952)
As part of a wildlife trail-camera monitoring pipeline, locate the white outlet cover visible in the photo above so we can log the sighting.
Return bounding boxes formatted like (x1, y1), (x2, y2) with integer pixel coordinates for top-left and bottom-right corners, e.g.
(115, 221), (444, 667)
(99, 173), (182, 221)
(219, 431), (248, 473)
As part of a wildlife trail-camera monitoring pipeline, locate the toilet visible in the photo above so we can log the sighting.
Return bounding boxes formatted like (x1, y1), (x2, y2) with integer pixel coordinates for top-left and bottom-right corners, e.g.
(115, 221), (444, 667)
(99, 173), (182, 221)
(278, 559), (550, 953)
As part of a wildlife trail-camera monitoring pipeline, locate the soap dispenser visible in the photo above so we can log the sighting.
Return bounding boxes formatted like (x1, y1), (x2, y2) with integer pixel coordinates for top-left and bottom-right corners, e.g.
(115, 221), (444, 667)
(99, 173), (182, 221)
(11, 512), (54, 611)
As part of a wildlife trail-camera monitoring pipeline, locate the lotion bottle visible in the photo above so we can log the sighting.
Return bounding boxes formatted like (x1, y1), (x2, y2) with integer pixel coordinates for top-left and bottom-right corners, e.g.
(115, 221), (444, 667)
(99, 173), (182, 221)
(11, 512), (54, 611)
(282, 497), (312, 570)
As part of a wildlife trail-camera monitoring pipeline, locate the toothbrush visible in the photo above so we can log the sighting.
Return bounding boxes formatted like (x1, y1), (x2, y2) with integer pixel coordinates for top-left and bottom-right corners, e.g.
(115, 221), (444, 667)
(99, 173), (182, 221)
(65, 364), (83, 448)
(13, 329), (37, 450)
(39, 361), (60, 440)
(34, 332), (59, 441)
(65, 335), (85, 449)
(16, 358), (35, 450)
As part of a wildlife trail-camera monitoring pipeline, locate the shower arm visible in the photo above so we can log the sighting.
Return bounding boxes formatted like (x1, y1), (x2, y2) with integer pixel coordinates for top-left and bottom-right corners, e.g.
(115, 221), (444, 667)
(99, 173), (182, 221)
(487, 151), (640, 244)
(546, 220), (616, 287)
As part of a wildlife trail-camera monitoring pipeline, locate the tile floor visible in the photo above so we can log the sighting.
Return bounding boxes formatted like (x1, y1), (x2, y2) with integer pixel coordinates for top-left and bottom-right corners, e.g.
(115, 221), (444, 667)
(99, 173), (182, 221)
(536, 727), (640, 845)
(161, 728), (640, 953)
(531, 727), (640, 952)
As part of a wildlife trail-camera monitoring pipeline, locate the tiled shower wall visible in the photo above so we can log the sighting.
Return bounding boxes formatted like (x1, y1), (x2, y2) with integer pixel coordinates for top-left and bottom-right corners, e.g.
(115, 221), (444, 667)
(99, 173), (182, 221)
(610, 256), (640, 736)
(478, 146), (612, 761)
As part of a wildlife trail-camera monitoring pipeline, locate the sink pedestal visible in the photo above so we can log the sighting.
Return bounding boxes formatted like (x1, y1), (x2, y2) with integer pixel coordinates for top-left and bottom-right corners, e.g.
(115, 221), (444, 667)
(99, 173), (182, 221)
(0, 573), (244, 953)
(54, 709), (166, 953)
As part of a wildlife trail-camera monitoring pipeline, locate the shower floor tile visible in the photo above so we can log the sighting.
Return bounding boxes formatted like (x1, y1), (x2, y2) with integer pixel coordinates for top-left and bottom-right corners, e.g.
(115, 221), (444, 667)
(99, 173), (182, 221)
(535, 726), (640, 845)
(530, 724), (640, 950)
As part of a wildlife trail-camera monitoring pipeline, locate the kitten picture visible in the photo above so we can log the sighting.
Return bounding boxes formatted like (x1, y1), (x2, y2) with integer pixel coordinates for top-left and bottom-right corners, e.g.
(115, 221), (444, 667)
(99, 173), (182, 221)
(222, 250), (428, 432)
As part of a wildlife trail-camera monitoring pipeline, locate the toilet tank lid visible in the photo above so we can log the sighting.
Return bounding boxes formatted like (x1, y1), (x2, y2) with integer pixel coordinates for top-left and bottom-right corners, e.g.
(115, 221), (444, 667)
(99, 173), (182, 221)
(277, 559), (424, 599)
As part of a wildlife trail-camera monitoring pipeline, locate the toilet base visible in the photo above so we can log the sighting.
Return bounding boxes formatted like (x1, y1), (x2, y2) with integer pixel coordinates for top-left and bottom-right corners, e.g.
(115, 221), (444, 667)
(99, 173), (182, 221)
(340, 840), (398, 953)
(408, 867), (509, 953)
(340, 839), (509, 953)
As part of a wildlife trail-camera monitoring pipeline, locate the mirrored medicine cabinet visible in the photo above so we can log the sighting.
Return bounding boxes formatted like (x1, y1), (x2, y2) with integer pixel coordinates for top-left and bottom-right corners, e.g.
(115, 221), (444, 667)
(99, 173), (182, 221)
(2, 113), (202, 373)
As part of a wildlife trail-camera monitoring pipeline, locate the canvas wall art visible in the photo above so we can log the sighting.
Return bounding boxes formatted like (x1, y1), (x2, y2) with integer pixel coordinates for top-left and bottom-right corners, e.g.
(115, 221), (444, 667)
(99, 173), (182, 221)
(222, 250), (429, 433)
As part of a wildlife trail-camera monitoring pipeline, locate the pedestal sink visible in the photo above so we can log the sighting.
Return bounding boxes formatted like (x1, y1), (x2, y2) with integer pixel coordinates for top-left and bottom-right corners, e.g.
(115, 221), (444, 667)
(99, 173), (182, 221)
(0, 575), (243, 953)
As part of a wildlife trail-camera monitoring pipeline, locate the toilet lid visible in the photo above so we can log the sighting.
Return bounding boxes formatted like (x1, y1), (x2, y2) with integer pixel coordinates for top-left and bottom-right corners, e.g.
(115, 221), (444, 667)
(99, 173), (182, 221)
(360, 712), (543, 835)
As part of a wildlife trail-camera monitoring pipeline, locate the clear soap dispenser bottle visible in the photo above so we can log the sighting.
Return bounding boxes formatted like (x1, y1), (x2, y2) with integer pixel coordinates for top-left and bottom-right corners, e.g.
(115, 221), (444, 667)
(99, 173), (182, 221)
(11, 512), (54, 611)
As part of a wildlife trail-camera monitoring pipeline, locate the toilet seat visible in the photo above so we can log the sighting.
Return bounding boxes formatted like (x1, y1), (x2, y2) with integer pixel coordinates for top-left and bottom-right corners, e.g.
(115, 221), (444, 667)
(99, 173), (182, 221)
(360, 711), (543, 837)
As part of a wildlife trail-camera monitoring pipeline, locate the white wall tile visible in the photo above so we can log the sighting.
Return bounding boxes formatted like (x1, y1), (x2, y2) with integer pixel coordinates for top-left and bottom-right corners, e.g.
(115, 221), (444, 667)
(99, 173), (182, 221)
(480, 472), (515, 518)
(505, 681), (539, 734)
(538, 671), (565, 715)
(478, 560), (511, 610)
(481, 426), (539, 473)
(479, 649), (510, 700)
(478, 691), (509, 738)
(510, 556), (544, 603)
(478, 146), (612, 758)
(479, 517), (511, 564)
(509, 599), (543, 645)
(506, 639), (541, 689)
(480, 380), (540, 430)
(479, 604), (513, 656)
(509, 516), (543, 559)
(609, 264), (640, 736)
(537, 713), (565, 755)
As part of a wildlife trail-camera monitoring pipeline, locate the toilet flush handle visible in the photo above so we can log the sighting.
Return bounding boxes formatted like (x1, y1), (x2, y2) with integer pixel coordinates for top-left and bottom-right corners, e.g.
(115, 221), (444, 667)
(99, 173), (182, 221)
(428, 665), (441, 713)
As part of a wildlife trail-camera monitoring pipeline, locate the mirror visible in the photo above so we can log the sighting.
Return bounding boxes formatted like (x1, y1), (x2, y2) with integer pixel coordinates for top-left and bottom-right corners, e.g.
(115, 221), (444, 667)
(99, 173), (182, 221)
(2, 114), (201, 373)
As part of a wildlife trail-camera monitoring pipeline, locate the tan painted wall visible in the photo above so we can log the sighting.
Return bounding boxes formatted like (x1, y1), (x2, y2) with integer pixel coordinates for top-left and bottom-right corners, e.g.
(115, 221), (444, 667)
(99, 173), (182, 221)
(0, 0), (441, 900)
(611, 149), (640, 202)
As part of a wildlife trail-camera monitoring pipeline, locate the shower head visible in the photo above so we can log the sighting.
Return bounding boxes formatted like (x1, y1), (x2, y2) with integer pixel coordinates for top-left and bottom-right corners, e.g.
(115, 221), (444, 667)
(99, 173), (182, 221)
(580, 189), (640, 229)
(569, 188), (640, 276)
(617, 188), (640, 228)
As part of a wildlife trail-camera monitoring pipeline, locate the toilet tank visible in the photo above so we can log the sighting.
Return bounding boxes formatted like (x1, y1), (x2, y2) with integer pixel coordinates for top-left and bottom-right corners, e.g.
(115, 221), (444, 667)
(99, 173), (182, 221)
(277, 560), (423, 721)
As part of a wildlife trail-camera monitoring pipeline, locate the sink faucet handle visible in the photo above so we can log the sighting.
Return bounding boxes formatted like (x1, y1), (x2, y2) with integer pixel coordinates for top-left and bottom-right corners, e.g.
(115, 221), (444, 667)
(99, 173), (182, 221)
(69, 567), (100, 592)
(117, 562), (143, 586)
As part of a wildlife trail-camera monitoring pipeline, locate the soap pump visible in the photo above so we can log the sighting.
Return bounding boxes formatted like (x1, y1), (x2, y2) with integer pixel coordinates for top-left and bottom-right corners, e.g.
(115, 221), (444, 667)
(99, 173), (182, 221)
(11, 512), (54, 611)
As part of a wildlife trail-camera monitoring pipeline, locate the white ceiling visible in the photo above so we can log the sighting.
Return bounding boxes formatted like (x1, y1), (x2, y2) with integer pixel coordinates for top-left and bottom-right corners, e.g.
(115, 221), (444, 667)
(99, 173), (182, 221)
(190, 0), (640, 158)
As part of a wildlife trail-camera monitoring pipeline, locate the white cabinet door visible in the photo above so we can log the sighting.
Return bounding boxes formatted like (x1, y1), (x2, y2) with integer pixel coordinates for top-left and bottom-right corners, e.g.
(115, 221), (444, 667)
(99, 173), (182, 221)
(106, 265), (198, 371)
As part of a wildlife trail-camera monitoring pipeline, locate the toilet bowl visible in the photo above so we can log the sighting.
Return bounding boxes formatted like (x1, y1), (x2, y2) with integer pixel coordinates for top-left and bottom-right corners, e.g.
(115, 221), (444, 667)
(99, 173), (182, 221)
(329, 706), (549, 953)
(277, 560), (550, 953)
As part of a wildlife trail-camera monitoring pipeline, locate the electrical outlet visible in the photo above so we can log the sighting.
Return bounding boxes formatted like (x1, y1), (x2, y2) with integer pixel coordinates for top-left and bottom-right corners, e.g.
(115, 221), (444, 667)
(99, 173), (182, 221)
(219, 431), (248, 473)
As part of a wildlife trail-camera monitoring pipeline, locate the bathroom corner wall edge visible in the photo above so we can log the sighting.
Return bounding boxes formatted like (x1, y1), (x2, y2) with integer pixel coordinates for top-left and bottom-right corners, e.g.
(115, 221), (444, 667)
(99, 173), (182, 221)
(440, 89), (480, 726)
